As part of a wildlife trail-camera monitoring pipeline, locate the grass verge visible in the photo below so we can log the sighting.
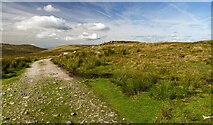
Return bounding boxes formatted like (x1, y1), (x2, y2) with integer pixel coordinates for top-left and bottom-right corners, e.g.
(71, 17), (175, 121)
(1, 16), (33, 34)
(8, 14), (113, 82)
(81, 78), (212, 123)
(82, 78), (162, 123)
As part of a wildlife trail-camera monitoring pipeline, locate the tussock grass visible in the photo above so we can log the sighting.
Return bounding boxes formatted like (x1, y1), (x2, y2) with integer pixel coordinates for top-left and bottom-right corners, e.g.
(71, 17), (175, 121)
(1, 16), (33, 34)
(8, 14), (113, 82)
(111, 68), (159, 96)
(1, 43), (47, 79)
(1, 57), (35, 79)
(52, 40), (212, 99)
(52, 40), (212, 123)
(4, 41), (211, 123)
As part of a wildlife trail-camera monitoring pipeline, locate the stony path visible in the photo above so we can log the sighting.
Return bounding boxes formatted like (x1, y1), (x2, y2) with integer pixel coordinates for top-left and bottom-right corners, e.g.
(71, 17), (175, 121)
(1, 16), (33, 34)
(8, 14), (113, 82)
(2, 59), (124, 123)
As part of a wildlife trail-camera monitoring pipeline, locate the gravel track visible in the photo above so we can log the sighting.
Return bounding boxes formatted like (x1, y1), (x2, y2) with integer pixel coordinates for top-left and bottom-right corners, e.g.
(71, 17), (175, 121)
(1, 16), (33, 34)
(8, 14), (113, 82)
(2, 59), (124, 123)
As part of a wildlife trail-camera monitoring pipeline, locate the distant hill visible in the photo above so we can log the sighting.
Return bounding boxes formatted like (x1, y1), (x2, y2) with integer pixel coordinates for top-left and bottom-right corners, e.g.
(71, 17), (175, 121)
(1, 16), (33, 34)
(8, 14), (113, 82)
(35, 44), (92, 57)
(1, 40), (212, 57)
(1, 43), (46, 57)
(101, 41), (140, 45)
(101, 40), (213, 45)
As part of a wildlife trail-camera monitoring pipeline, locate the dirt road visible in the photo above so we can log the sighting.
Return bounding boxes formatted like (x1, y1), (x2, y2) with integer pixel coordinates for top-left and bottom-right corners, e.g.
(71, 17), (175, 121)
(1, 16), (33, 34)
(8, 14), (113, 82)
(2, 59), (123, 123)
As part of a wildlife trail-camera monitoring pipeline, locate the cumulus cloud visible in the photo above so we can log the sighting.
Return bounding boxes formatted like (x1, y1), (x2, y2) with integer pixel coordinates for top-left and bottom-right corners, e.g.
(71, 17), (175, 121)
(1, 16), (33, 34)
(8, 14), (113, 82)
(80, 32), (99, 40)
(64, 32), (100, 41)
(77, 22), (108, 31)
(37, 5), (60, 12)
(64, 36), (77, 41)
(15, 16), (71, 30)
(36, 7), (42, 11)
(36, 31), (58, 39)
(14, 16), (102, 41)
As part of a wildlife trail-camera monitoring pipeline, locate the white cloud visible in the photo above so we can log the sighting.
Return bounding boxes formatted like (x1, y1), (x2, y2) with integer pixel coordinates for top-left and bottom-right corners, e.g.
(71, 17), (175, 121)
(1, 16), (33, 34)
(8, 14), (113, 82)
(64, 32), (99, 41)
(12, 16), (27, 21)
(80, 32), (99, 40)
(36, 7), (42, 11)
(15, 16), (71, 30)
(37, 5), (60, 12)
(64, 36), (78, 41)
(77, 22), (108, 31)
(36, 31), (58, 39)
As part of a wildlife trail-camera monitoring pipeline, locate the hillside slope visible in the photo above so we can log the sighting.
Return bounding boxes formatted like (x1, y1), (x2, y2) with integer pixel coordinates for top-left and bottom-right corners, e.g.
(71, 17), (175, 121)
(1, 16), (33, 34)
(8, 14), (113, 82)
(1, 43), (46, 57)
(51, 40), (212, 123)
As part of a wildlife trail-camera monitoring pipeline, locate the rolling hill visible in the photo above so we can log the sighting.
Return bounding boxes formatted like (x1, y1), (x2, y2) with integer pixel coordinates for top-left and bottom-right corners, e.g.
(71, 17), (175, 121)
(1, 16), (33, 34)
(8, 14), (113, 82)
(51, 40), (212, 123)
(1, 40), (212, 123)
(1, 43), (46, 57)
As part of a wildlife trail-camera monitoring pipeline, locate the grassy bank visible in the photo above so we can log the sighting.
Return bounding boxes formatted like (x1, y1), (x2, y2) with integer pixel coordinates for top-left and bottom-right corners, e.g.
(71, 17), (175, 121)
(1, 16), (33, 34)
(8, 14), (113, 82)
(81, 78), (162, 122)
(1, 43), (48, 79)
(52, 40), (212, 123)
(52, 41), (212, 98)
(1, 43), (46, 57)
(1, 57), (37, 79)
(81, 78), (211, 123)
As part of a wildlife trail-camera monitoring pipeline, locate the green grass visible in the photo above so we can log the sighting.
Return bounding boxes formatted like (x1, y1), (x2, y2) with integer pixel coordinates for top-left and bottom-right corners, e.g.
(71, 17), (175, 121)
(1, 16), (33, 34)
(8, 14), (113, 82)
(1, 43), (46, 57)
(2, 40), (212, 123)
(82, 78), (162, 123)
(52, 40), (212, 123)
(82, 78), (212, 123)
(1, 43), (51, 79)
(156, 94), (212, 123)
(1, 57), (36, 79)
(52, 40), (212, 98)
(1, 75), (21, 85)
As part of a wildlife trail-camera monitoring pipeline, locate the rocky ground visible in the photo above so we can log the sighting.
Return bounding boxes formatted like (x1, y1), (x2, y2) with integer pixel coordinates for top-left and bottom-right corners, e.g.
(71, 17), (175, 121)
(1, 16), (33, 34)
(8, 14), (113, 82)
(2, 59), (125, 123)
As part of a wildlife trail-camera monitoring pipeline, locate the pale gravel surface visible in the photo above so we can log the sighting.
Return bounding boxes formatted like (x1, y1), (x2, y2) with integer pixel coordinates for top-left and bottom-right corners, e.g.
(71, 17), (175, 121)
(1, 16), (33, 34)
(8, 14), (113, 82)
(24, 58), (73, 81)
(2, 59), (124, 123)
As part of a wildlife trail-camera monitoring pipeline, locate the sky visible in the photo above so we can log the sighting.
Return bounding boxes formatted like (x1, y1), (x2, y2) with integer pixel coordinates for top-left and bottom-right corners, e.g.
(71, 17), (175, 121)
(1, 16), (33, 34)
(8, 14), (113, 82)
(1, 2), (211, 48)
